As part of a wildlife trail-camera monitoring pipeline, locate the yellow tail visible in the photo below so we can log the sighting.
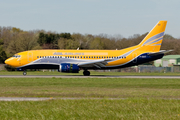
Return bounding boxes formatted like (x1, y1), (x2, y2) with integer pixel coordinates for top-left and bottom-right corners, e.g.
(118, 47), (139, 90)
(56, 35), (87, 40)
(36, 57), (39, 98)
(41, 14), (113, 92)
(138, 21), (167, 52)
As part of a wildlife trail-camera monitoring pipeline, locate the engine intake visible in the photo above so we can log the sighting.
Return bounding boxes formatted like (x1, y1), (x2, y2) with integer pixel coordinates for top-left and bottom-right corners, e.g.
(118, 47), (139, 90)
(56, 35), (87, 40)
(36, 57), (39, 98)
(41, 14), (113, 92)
(59, 63), (79, 73)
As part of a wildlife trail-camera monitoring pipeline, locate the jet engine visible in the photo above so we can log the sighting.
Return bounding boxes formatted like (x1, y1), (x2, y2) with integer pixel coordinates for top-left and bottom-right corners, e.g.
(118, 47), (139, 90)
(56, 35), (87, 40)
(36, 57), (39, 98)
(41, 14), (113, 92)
(59, 63), (79, 73)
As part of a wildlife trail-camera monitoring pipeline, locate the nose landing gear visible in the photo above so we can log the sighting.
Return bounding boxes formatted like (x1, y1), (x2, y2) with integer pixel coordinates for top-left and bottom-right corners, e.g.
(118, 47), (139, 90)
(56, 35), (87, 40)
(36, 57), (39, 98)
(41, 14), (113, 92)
(23, 70), (27, 76)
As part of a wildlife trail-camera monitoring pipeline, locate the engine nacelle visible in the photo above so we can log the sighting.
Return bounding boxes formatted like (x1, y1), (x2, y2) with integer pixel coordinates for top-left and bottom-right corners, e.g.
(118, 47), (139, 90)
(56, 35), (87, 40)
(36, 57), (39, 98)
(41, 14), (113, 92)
(59, 63), (79, 73)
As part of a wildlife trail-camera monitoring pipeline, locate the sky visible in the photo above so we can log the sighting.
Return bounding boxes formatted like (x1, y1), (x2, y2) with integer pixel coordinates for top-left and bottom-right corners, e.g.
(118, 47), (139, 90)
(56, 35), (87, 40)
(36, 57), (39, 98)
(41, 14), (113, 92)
(0, 0), (180, 38)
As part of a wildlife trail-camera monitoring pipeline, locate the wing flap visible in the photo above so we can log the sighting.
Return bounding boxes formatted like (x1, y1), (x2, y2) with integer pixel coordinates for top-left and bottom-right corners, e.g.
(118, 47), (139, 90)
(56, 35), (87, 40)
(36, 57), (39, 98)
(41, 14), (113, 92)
(78, 59), (111, 68)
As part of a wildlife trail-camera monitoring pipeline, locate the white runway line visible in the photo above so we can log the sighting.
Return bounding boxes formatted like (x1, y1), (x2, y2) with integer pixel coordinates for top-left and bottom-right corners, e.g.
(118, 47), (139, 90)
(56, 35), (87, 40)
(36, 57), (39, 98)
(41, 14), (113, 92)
(0, 97), (54, 101)
(1, 75), (180, 79)
(0, 97), (180, 101)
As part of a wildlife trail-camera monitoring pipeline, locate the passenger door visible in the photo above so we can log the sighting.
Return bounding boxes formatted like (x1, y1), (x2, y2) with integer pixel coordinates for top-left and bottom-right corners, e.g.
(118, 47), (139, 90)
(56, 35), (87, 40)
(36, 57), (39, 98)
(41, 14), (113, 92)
(132, 53), (137, 63)
(28, 52), (33, 62)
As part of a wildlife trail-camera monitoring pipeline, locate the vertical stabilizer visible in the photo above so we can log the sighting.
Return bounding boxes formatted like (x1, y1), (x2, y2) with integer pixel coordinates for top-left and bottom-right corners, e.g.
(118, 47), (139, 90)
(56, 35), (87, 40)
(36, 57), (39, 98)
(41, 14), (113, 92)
(138, 21), (167, 52)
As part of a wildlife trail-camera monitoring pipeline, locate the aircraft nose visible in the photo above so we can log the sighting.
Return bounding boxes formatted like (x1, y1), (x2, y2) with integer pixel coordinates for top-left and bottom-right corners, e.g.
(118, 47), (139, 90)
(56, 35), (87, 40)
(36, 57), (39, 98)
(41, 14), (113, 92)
(5, 58), (10, 65)
(5, 58), (14, 66)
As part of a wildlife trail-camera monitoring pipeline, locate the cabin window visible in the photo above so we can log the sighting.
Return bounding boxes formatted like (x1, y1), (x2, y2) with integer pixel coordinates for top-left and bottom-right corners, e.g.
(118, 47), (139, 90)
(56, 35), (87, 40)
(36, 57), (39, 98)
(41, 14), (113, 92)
(37, 56), (39, 58)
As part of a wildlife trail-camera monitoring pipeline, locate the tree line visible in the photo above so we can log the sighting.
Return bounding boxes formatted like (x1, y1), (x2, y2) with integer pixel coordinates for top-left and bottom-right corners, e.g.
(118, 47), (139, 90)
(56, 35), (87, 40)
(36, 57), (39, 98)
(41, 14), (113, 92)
(0, 26), (179, 63)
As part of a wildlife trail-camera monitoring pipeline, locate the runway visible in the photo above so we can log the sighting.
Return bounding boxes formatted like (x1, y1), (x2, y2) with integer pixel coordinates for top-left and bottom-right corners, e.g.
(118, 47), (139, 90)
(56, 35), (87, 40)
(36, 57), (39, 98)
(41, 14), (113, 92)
(1, 75), (180, 78)
(0, 97), (180, 101)
(0, 97), (54, 101)
(0, 97), (127, 101)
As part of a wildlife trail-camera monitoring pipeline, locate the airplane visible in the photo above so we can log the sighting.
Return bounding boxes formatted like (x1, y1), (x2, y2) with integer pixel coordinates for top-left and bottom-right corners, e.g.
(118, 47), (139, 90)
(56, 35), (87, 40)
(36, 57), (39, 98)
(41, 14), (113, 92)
(5, 21), (170, 76)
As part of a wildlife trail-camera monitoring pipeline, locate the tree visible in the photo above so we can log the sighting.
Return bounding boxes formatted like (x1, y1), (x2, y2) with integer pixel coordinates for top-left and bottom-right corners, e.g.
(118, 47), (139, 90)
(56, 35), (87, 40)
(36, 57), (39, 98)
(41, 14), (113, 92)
(89, 37), (105, 49)
(7, 31), (41, 55)
(0, 39), (7, 63)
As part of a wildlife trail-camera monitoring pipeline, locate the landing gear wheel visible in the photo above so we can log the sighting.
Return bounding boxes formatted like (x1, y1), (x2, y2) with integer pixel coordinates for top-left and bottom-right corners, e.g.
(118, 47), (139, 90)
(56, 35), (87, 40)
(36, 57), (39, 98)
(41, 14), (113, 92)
(83, 70), (90, 76)
(23, 71), (27, 76)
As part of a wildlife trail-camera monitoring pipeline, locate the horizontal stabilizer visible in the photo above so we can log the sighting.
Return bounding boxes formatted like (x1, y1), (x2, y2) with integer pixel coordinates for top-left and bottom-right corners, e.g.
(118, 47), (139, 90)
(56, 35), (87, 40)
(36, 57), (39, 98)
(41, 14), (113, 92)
(148, 50), (173, 56)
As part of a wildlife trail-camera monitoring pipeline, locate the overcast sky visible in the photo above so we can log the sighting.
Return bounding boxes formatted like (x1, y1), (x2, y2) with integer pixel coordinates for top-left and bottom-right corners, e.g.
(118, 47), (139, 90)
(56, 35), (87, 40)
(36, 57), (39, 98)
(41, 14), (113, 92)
(0, 0), (180, 38)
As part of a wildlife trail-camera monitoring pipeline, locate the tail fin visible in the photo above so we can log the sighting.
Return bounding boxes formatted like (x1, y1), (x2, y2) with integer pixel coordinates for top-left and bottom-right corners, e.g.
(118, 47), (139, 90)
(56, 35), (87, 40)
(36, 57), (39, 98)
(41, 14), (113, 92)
(138, 21), (167, 52)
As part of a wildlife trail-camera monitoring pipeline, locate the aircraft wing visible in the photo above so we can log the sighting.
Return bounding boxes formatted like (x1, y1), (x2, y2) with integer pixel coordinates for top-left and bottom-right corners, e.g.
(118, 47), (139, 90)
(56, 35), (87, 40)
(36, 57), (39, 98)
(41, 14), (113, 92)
(148, 50), (173, 56)
(78, 59), (112, 68)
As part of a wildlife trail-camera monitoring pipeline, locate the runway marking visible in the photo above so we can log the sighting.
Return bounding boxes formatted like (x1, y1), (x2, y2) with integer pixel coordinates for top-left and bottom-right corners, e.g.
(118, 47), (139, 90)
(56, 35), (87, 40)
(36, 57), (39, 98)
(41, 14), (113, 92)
(0, 97), (54, 101)
(0, 97), (180, 101)
(1, 75), (180, 79)
(0, 97), (125, 101)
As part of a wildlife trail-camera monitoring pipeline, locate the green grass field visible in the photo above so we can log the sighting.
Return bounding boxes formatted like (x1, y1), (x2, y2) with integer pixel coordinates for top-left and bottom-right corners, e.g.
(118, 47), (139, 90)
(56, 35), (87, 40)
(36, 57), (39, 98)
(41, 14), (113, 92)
(0, 78), (180, 98)
(0, 77), (180, 119)
(1, 99), (180, 120)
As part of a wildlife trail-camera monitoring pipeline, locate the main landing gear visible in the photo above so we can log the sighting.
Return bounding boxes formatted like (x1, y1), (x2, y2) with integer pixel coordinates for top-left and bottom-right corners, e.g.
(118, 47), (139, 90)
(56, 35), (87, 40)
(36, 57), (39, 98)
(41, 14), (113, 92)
(83, 70), (90, 76)
(23, 70), (27, 76)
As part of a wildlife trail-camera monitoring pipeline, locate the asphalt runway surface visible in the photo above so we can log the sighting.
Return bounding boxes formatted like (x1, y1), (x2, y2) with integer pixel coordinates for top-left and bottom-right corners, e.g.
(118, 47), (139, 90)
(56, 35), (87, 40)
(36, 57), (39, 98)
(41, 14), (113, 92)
(1, 75), (180, 78)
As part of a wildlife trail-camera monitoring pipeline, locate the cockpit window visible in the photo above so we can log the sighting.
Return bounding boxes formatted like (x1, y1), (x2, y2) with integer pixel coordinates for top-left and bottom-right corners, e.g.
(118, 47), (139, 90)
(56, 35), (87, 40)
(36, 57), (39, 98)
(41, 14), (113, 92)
(13, 55), (21, 58)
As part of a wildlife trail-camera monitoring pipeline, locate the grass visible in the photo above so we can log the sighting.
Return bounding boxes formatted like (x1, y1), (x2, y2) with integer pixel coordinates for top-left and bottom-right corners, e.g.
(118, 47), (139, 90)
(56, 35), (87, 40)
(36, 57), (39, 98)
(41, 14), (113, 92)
(1, 70), (180, 76)
(0, 77), (180, 119)
(0, 78), (180, 98)
(0, 99), (180, 120)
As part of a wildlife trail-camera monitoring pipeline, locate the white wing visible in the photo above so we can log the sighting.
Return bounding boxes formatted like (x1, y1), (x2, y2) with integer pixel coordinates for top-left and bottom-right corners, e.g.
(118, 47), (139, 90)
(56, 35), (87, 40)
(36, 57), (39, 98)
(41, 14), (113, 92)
(78, 59), (112, 68)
